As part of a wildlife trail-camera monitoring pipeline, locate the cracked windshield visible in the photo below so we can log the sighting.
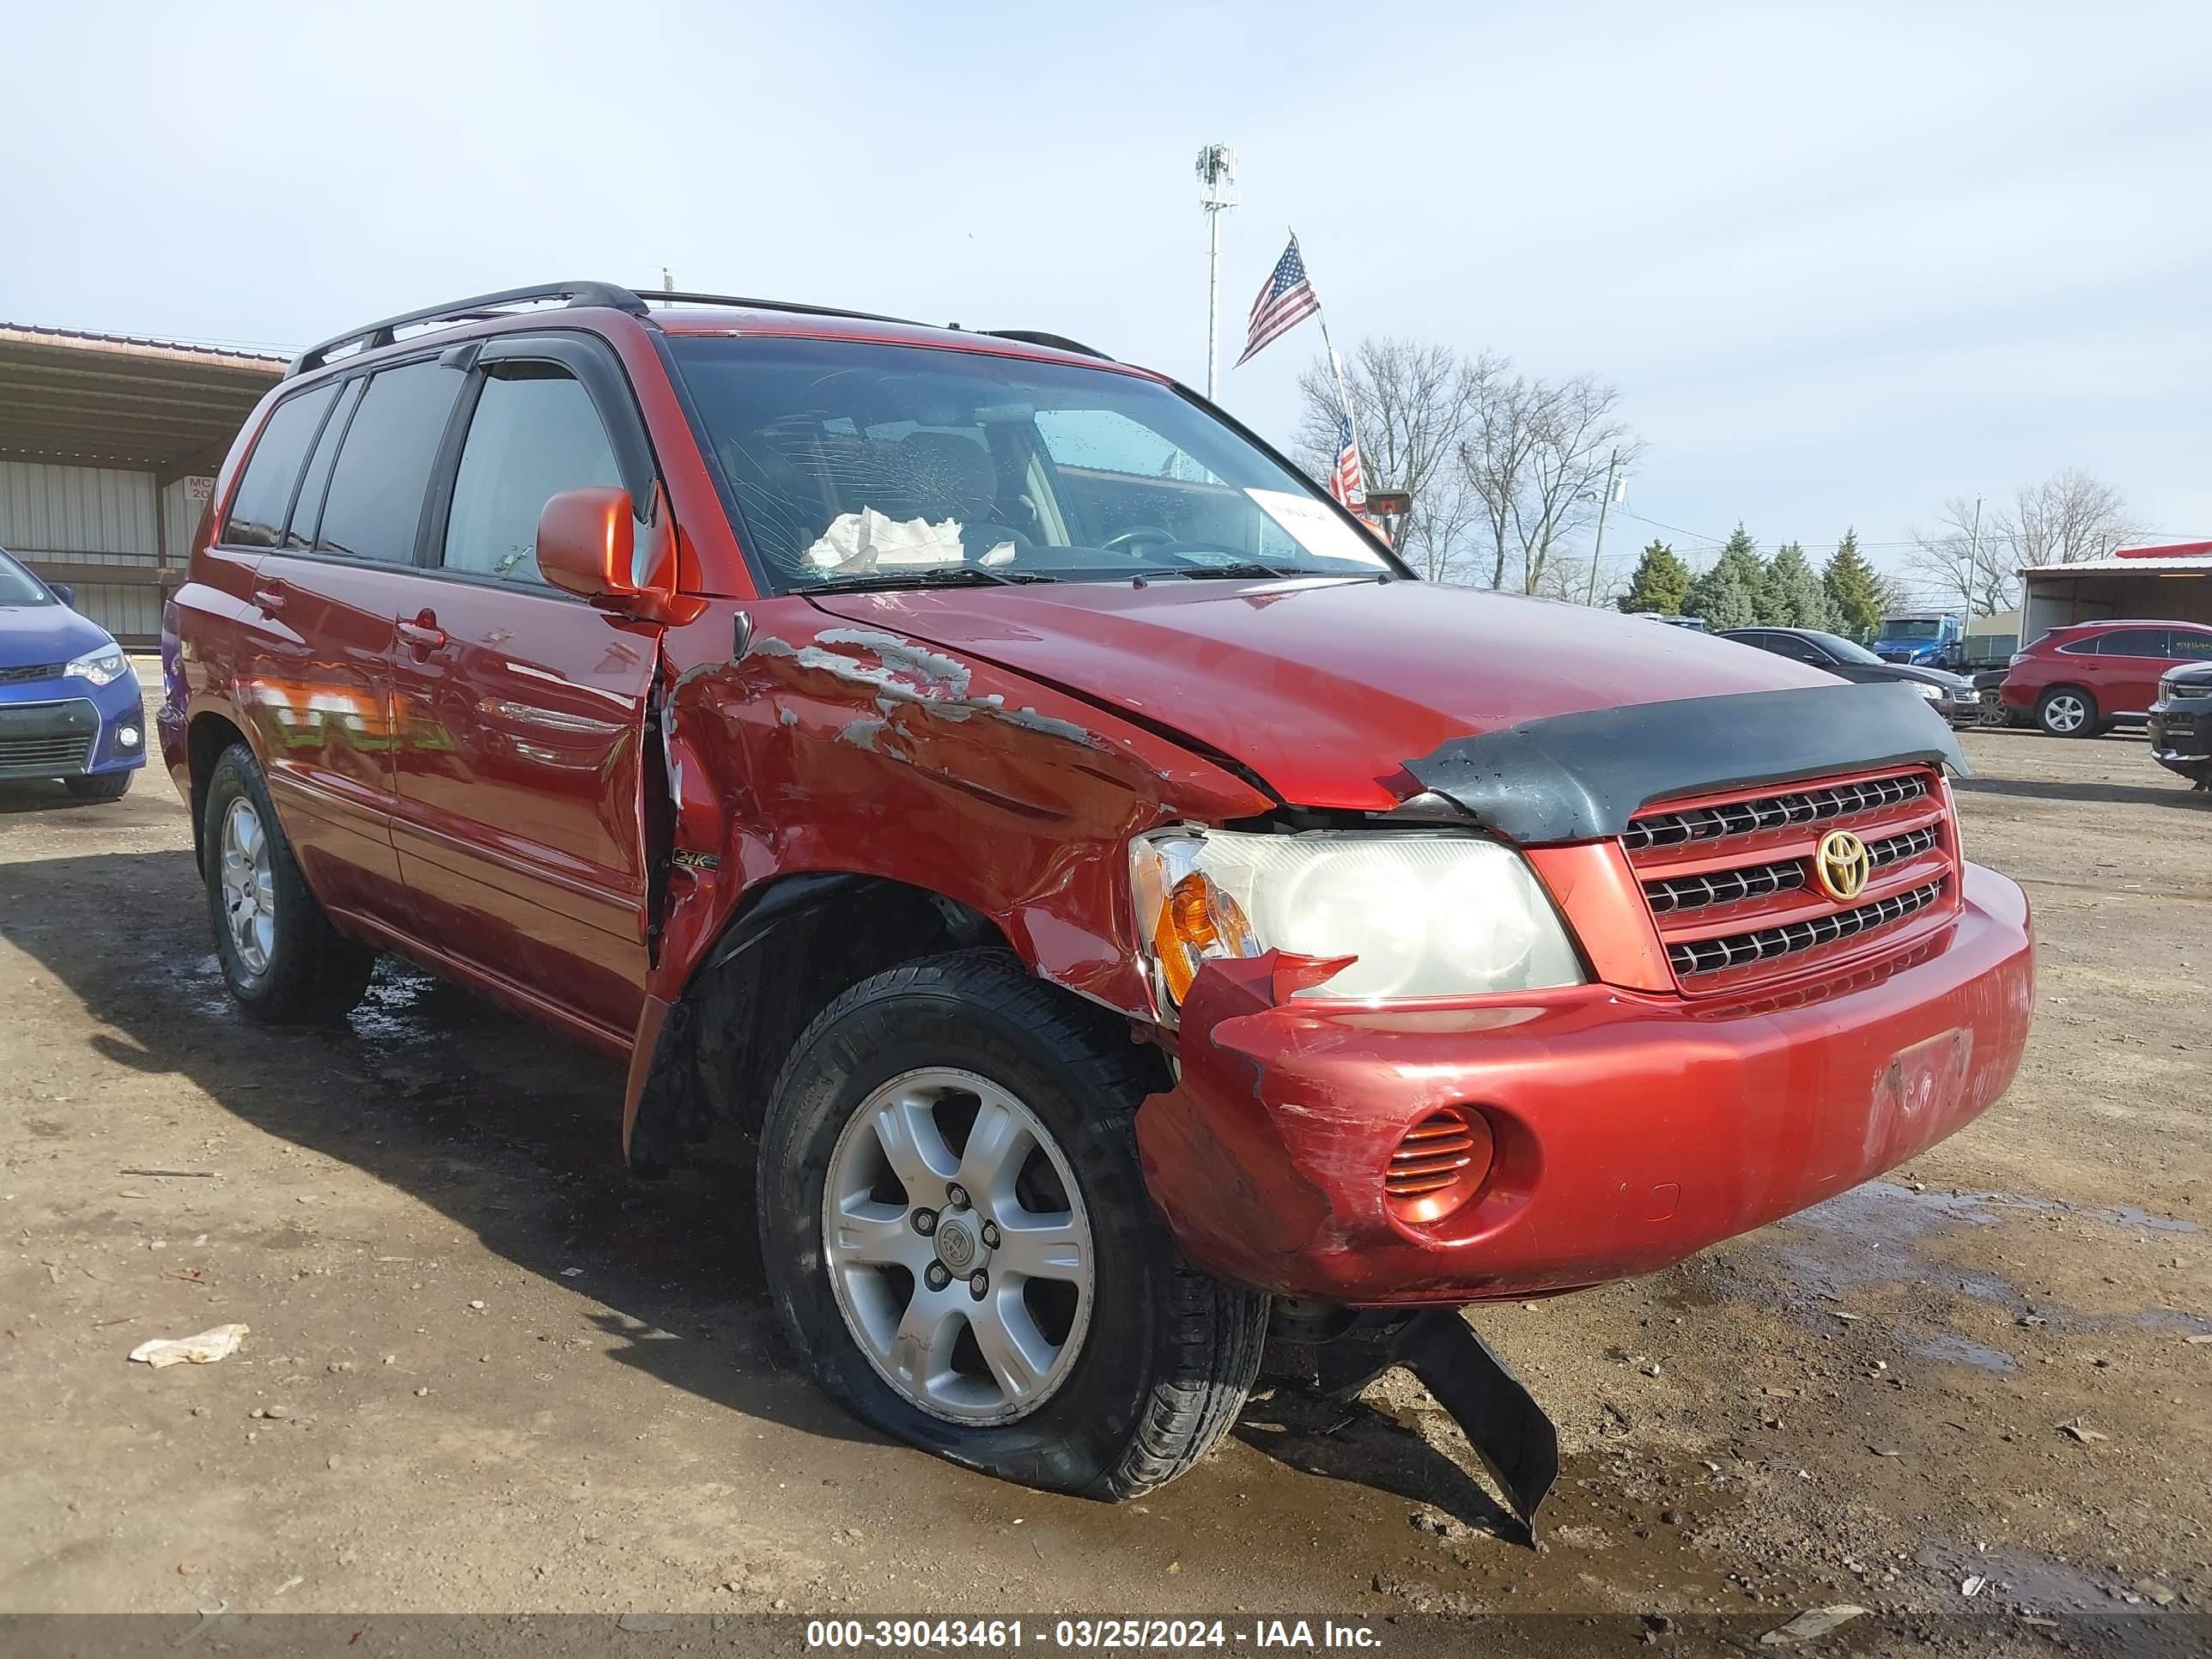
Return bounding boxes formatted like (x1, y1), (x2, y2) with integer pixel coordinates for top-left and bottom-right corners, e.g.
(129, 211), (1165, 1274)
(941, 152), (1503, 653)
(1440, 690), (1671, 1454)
(668, 335), (1390, 592)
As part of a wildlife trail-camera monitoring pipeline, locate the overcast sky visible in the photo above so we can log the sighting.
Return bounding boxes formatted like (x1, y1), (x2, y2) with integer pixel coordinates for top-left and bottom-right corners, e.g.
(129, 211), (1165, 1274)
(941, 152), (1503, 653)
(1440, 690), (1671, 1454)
(7, 1), (2209, 595)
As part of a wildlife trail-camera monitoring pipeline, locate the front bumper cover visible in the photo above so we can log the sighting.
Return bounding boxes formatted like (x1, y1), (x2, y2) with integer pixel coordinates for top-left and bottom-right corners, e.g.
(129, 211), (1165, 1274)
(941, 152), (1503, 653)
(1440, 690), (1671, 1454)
(2149, 705), (2212, 778)
(1135, 861), (2033, 1305)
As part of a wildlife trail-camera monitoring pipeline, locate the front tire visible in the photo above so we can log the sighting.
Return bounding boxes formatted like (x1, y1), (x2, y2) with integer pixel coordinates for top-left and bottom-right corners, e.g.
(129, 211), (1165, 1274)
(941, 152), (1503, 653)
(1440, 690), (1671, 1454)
(757, 951), (1266, 1499)
(201, 744), (375, 1024)
(2038, 686), (2097, 737)
(64, 770), (132, 802)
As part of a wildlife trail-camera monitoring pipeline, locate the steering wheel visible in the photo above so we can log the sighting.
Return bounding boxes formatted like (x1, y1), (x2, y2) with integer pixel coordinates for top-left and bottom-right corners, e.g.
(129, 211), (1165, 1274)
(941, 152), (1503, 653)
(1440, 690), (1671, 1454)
(1101, 525), (1179, 555)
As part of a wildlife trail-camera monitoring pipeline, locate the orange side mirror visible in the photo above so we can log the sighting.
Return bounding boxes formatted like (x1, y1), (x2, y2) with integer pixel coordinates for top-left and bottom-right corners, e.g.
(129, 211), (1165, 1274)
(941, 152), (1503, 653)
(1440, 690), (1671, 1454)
(537, 485), (694, 623)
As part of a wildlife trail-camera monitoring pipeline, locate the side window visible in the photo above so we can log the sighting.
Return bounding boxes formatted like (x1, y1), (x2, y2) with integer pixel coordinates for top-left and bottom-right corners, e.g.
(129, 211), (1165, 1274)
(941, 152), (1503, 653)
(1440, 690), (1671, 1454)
(283, 379), (363, 550)
(441, 366), (622, 585)
(1771, 635), (1828, 665)
(2100, 629), (2171, 658)
(315, 360), (465, 562)
(2171, 631), (2212, 661)
(221, 385), (338, 548)
(2056, 635), (2101, 654)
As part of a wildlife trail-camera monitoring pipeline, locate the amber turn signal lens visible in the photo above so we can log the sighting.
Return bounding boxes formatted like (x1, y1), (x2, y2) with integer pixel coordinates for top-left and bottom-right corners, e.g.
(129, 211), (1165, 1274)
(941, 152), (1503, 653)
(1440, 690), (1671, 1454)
(1383, 1107), (1495, 1226)
(1153, 872), (1259, 1003)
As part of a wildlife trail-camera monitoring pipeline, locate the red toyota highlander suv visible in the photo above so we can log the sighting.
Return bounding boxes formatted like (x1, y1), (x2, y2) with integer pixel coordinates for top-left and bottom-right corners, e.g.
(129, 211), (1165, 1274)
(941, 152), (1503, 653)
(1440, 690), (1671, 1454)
(161, 283), (2033, 1522)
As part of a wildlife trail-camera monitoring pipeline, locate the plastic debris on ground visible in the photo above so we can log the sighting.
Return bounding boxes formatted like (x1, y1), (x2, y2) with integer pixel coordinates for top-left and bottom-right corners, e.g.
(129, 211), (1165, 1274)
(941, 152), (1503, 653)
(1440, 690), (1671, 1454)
(128, 1323), (249, 1368)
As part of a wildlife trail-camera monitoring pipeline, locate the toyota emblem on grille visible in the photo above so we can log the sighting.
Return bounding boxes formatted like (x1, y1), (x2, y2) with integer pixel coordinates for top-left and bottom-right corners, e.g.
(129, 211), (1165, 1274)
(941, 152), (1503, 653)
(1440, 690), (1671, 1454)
(1814, 830), (1871, 902)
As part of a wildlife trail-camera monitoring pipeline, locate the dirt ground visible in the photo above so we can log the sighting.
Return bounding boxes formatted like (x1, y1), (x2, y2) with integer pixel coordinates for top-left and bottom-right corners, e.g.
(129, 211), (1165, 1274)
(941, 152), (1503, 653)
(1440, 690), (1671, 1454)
(2, 697), (2206, 1645)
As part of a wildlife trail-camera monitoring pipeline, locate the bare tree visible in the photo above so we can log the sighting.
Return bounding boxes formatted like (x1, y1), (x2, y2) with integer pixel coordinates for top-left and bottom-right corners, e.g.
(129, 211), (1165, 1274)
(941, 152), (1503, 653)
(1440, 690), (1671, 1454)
(1296, 338), (1496, 582)
(1461, 371), (1545, 590)
(1911, 471), (2141, 616)
(1908, 496), (2017, 617)
(1460, 374), (1640, 594)
(1996, 470), (2142, 568)
(1532, 548), (1637, 607)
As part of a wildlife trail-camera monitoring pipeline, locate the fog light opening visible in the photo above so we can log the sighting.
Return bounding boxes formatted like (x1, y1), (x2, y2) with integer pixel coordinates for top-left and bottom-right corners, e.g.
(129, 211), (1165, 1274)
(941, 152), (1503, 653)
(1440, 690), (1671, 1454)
(1384, 1107), (1496, 1227)
(118, 725), (142, 750)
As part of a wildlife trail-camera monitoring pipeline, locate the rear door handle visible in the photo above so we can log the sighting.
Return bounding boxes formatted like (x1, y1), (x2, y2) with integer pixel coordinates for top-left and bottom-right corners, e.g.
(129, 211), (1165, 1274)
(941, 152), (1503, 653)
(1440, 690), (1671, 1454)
(397, 613), (447, 652)
(251, 580), (288, 615)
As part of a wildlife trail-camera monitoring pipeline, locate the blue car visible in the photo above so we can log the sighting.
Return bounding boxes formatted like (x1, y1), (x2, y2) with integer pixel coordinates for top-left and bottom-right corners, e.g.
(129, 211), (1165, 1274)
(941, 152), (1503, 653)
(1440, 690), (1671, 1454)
(0, 545), (146, 801)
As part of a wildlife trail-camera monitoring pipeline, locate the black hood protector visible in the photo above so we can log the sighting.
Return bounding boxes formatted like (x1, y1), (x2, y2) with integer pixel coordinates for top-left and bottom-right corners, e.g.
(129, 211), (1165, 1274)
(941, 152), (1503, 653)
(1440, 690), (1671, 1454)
(1401, 682), (1969, 845)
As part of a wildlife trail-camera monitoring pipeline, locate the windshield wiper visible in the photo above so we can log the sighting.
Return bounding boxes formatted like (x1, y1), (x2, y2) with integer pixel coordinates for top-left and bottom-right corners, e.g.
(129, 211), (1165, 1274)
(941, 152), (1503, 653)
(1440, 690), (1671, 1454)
(1158, 560), (1297, 580)
(797, 566), (1058, 595)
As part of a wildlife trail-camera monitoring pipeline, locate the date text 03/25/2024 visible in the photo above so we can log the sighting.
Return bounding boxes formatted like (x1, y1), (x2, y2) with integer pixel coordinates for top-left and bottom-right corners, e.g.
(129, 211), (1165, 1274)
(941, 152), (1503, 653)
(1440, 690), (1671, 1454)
(806, 1619), (1380, 1650)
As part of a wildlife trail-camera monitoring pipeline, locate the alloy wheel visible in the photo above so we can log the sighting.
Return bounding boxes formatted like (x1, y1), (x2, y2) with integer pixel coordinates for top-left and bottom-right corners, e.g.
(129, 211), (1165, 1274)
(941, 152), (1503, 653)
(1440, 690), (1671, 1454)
(2044, 692), (2087, 734)
(218, 797), (277, 975)
(821, 1066), (1094, 1425)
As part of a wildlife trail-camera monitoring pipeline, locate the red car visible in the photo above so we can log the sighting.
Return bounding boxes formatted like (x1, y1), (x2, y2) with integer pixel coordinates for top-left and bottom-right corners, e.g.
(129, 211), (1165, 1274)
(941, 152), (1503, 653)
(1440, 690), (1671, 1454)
(160, 283), (2033, 1521)
(2000, 619), (2212, 736)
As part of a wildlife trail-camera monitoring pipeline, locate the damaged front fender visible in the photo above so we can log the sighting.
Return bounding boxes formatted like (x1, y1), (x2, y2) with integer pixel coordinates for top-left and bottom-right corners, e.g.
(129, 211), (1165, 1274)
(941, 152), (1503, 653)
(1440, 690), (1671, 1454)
(622, 599), (1273, 1165)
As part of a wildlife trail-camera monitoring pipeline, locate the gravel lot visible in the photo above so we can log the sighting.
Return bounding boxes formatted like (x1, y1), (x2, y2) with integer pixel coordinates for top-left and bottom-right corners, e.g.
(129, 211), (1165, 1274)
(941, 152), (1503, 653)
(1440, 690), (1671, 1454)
(1, 715), (2204, 1645)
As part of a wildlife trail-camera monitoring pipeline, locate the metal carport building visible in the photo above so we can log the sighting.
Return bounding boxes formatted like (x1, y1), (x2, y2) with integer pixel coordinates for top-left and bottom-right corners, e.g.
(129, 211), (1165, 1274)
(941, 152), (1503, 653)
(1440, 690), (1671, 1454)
(2020, 542), (2212, 643)
(0, 325), (284, 645)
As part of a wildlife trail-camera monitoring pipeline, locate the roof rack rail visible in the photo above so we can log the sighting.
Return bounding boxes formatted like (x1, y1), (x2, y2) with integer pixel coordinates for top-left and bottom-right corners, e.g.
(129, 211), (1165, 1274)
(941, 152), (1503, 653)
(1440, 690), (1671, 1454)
(287, 281), (650, 378)
(984, 330), (1114, 361)
(647, 289), (922, 328)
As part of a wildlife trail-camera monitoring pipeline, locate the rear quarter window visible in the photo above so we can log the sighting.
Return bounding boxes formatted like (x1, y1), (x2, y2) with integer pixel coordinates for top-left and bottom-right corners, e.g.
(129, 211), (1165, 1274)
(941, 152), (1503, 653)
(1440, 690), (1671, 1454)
(222, 385), (339, 548)
(2170, 631), (2212, 660)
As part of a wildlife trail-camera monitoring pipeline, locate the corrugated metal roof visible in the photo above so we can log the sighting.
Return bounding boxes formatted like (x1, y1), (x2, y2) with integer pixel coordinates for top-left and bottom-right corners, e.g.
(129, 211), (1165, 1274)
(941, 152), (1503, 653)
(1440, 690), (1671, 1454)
(2112, 540), (2212, 560)
(2021, 555), (2212, 577)
(0, 324), (284, 471)
(0, 323), (292, 368)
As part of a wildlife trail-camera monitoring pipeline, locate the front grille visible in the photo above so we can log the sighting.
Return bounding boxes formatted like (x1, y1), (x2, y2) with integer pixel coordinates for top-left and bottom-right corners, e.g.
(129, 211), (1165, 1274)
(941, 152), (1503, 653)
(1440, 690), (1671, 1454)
(0, 735), (94, 772)
(1644, 856), (1805, 916)
(0, 662), (64, 686)
(1639, 822), (1940, 917)
(1872, 824), (1937, 866)
(1622, 774), (1929, 853)
(1668, 881), (1945, 978)
(1622, 766), (1957, 994)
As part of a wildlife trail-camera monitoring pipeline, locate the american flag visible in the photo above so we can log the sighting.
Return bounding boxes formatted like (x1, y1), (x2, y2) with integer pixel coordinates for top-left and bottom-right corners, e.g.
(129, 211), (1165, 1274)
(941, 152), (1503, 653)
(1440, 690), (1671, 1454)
(1234, 235), (1321, 367)
(1326, 413), (1366, 514)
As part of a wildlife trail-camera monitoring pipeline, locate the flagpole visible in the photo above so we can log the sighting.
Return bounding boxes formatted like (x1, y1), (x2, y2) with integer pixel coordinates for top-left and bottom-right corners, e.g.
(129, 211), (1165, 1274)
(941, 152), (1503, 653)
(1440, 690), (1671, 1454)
(1297, 229), (1369, 511)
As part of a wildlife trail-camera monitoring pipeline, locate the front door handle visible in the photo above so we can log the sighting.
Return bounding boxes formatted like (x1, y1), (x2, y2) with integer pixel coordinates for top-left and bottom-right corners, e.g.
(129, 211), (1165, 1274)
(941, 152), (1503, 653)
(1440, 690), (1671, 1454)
(251, 580), (288, 615)
(397, 612), (447, 652)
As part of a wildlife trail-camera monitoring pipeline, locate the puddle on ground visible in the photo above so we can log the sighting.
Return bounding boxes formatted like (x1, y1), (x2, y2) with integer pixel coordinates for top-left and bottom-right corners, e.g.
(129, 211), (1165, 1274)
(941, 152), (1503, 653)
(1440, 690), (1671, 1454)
(1690, 1180), (2205, 1346)
(1790, 1180), (2196, 1243)
(1765, 1181), (2197, 1307)
(344, 960), (447, 1046)
(144, 947), (238, 1021)
(1914, 1539), (2118, 1614)
(1898, 1329), (2018, 1374)
(1765, 1182), (2026, 1305)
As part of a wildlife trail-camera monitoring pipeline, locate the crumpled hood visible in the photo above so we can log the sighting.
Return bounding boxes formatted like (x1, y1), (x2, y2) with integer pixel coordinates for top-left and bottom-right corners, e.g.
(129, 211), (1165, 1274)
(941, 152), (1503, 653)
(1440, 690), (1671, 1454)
(808, 578), (1836, 811)
(0, 601), (111, 671)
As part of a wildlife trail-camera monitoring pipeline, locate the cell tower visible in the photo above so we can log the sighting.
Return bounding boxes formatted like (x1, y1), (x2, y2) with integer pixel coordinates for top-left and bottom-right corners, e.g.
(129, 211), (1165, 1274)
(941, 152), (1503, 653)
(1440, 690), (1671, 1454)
(1195, 144), (1237, 399)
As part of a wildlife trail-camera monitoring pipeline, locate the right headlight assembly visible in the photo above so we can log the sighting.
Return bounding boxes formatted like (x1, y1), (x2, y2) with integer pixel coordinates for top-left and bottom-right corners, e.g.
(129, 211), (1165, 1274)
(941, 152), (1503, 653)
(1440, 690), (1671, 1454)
(1130, 828), (1586, 1012)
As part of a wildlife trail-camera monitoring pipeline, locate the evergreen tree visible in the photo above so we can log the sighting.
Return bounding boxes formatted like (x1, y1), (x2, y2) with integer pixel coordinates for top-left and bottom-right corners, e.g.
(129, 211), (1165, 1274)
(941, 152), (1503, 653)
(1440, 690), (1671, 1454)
(1618, 539), (1692, 614)
(1762, 541), (1833, 629)
(1822, 529), (1887, 641)
(1683, 525), (1766, 631)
